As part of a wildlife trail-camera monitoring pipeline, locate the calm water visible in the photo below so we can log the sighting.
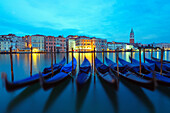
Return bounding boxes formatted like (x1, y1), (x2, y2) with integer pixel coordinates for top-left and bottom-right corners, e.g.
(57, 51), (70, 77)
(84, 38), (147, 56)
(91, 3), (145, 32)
(0, 51), (170, 113)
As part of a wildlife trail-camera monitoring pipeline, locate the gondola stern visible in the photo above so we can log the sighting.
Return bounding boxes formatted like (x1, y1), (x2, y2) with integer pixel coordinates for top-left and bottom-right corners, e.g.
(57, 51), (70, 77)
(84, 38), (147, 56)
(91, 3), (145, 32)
(39, 71), (47, 90)
(1, 72), (14, 92)
(152, 71), (158, 90)
(114, 78), (119, 91)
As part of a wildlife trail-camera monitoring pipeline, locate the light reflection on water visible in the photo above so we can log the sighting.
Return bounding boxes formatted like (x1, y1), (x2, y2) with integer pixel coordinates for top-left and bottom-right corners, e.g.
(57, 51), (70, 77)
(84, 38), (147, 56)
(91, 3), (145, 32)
(0, 51), (170, 113)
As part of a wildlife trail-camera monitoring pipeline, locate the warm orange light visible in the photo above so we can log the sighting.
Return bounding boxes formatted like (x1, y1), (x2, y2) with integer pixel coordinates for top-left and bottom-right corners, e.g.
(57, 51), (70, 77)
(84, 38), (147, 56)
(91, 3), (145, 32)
(33, 48), (39, 52)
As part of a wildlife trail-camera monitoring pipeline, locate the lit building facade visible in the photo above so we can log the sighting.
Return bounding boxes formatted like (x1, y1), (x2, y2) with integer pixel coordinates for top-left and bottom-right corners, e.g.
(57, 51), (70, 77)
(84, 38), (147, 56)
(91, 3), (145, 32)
(91, 37), (107, 51)
(29, 34), (45, 52)
(75, 36), (92, 51)
(68, 38), (76, 51)
(70, 36), (108, 51)
(112, 41), (134, 50)
(67, 35), (78, 51)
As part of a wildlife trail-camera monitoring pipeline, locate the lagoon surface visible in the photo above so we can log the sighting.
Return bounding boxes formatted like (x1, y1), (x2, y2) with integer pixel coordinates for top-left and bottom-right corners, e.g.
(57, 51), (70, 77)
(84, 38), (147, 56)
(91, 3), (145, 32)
(0, 51), (170, 113)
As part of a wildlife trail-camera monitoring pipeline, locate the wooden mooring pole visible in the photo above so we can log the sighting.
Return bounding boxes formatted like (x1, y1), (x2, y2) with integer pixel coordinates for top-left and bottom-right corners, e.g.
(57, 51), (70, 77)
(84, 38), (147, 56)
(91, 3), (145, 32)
(151, 44), (153, 60)
(67, 44), (69, 64)
(131, 48), (133, 63)
(10, 47), (14, 82)
(102, 49), (104, 64)
(160, 47), (164, 75)
(94, 47), (96, 75)
(139, 47), (142, 75)
(72, 48), (74, 75)
(51, 47), (54, 77)
(79, 49), (80, 68)
(143, 47), (145, 63)
(91, 51), (93, 74)
(54, 46), (56, 64)
(30, 47), (32, 77)
(116, 49), (119, 77)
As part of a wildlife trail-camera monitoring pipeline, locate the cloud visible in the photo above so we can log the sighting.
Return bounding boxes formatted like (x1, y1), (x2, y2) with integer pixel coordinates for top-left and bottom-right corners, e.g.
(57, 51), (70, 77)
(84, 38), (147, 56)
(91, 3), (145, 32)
(0, 0), (170, 43)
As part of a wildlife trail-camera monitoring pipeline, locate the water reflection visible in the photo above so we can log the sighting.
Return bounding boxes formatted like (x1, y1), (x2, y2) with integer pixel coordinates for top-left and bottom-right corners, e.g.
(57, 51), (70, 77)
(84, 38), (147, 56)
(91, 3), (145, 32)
(157, 86), (170, 98)
(98, 76), (118, 113)
(6, 83), (41, 113)
(43, 78), (71, 112)
(0, 51), (169, 113)
(76, 76), (91, 113)
(120, 78), (155, 113)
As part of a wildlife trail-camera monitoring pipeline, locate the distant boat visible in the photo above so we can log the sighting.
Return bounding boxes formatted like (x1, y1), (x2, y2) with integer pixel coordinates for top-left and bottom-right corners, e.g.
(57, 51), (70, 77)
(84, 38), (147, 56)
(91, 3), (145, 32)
(152, 57), (170, 64)
(129, 56), (170, 78)
(118, 57), (170, 87)
(1, 57), (66, 92)
(145, 58), (170, 75)
(105, 57), (156, 91)
(76, 57), (91, 90)
(39, 57), (77, 90)
(95, 57), (119, 90)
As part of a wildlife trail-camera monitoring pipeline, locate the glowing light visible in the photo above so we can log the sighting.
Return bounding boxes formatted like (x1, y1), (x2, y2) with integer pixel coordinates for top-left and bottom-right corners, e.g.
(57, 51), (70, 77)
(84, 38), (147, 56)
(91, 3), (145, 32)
(32, 48), (39, 52)
(157, 51), (159, 58)
(165, 51), (167, 60)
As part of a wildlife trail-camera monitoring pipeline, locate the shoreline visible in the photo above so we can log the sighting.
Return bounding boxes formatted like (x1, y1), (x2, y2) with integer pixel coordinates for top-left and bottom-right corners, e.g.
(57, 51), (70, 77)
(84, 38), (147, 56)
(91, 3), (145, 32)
(0, 50), (169, 54)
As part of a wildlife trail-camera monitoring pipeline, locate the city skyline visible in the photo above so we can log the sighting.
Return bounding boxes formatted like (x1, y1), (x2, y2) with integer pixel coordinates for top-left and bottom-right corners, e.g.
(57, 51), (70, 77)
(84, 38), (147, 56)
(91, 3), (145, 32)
(0, 0), (170, 43)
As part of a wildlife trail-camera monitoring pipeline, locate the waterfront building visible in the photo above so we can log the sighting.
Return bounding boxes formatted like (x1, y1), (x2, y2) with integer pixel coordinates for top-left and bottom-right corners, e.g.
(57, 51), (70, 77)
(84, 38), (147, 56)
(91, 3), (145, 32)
(67, 35), (78, 51)
(45, 35), (66, 52)
(75, 36), (92, 51)
(107, 42), (114, 51)
(56, 35), (66, 52)
(0, 34), (26, 52)
(74, 36), (107, 52)
(45, 36), (55, 52)
(153, 43), (170, 50)
(112, 41), (134, 50)
(22, 35), (30, 48)
(68, 38), (76, 51)
(67, 35), (78, 39)
(0, 34), (16, 39)
(16, 37), (27, 51)
(0, 38), (11, 52)
(10, 36), (18, 51)
(130, 28), (134, 43)
(29, 34), (45, 52)
(91, 37), (107, 51)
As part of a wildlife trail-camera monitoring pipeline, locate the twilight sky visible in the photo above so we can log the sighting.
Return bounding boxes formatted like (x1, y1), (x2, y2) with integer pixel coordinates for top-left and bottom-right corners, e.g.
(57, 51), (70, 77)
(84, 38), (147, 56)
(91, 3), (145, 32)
(0, 0), (170, 43)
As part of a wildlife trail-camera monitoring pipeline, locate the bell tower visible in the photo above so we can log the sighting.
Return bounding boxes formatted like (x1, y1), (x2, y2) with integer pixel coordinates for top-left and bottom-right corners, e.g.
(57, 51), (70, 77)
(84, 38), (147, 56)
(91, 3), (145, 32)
(130, 28), (134, 43)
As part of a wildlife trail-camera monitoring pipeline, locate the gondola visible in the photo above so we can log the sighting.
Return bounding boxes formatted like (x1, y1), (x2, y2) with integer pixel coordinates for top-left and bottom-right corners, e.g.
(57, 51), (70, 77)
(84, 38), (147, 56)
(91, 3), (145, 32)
(145, 58), (170, 72)
(152, 57), (170, 63)
(43, 57), (65, 74)
(129, 56), (170, 78)
(129, 56), (155, 71)
(105, 57), (156, 91)
(39, 57), (77, 90)
(1, 57), (66, 92)
(119, 57), (152, 74)
(119, 57), (170, 87)
(95, 57), (119, 90)
(76, 57), (91, 90)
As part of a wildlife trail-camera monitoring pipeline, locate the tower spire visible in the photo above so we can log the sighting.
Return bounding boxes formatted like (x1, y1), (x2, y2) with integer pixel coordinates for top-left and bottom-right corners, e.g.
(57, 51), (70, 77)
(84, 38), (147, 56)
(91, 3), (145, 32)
(131, 28), (134, 34)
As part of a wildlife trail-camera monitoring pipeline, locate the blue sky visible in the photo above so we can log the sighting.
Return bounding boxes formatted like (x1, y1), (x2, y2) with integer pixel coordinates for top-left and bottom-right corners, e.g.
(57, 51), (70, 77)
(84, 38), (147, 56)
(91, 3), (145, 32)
(0, 0), (170, 43)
